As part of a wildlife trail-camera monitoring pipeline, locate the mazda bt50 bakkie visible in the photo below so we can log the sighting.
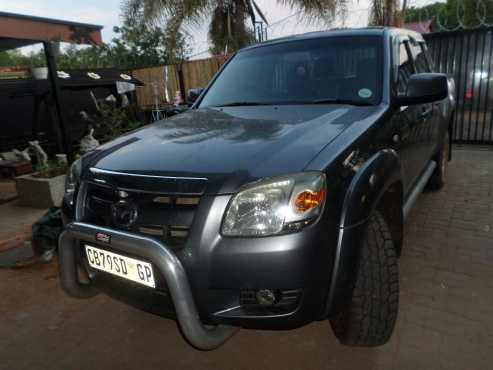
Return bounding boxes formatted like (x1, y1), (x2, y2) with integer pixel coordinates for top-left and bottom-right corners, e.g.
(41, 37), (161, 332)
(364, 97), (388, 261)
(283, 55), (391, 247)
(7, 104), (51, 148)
(59, 27), (455, 350)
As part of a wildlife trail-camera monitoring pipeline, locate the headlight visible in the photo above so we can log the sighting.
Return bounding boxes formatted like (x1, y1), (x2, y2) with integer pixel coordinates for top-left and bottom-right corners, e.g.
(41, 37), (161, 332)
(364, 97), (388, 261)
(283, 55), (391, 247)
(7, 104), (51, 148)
(222, 172), (326, 237)
(64, 158), (82, 203)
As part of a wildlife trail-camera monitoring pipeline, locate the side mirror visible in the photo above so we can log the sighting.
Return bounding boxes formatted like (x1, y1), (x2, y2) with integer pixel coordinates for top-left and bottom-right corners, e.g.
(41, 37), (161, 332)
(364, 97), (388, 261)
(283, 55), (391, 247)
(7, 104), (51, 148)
(397, 73), (448, 106)
(187, 88), (204, 106)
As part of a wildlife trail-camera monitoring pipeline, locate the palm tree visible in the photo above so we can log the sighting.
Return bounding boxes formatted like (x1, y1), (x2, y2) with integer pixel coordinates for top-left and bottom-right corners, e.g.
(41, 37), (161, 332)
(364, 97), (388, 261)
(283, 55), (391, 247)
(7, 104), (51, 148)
(369, 0), (403, 27)
(123, 0), (348, 55)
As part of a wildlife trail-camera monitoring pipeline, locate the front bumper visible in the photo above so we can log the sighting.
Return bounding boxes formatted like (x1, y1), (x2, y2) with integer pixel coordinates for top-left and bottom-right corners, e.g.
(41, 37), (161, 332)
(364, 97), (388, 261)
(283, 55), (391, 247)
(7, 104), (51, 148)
(60, 191), (338, 344)
(59, 221), (238, 350)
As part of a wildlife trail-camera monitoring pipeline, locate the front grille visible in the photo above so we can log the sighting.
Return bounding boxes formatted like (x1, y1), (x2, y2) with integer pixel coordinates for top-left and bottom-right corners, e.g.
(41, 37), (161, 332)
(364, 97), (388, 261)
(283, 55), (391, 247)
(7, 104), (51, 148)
(79, 178), (204, 249)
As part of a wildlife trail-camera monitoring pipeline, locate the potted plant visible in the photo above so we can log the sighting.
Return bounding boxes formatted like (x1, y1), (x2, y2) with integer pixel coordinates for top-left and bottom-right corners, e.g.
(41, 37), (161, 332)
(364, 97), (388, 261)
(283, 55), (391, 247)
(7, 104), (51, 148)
(15, 142), (67, 208)
(16, 160), (67, 208)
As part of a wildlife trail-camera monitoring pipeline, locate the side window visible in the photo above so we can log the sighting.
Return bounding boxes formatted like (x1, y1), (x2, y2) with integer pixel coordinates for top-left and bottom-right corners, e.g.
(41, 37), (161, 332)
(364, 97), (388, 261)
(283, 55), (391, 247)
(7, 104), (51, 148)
(409, 40), (430, 73)
(397, 41), (413, 95)
(422, 43), (435, 72)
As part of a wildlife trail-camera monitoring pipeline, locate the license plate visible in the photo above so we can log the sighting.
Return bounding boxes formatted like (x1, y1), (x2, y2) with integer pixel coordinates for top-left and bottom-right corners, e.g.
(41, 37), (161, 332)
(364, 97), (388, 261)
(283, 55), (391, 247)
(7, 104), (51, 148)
(85, 245), (156, 288)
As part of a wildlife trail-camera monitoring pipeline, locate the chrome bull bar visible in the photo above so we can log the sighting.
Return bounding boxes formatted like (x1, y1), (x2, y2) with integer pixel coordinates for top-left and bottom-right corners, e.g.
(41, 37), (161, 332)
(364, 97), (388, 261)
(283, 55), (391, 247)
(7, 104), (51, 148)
(58, 222), (238, 350)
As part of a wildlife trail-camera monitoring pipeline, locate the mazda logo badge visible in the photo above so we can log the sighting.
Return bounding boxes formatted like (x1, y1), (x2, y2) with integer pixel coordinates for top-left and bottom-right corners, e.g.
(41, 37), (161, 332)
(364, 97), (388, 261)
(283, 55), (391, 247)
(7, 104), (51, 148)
(111, 199), (138, 228)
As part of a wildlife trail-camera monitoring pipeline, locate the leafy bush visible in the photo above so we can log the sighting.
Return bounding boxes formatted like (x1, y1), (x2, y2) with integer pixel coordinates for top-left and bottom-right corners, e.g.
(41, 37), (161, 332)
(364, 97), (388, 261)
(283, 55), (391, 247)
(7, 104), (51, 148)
(33, 160), (67, 179)
(93, 104), (144, 143)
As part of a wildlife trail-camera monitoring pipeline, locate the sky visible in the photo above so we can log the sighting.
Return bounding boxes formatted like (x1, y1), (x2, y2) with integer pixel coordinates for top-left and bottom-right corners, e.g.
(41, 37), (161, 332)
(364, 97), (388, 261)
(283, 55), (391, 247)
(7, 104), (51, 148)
(0, 0), (433, 58)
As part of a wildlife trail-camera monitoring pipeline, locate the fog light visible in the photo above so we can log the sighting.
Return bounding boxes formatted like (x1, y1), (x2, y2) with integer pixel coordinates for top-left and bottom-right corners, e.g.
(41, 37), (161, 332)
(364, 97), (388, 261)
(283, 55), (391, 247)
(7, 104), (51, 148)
(256, 289), (276, 305)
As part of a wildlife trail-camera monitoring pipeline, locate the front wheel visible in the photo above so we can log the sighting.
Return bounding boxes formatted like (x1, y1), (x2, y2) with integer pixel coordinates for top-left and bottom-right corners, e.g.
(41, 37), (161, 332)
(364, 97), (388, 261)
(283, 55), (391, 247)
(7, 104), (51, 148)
(330, 211), (399, 346)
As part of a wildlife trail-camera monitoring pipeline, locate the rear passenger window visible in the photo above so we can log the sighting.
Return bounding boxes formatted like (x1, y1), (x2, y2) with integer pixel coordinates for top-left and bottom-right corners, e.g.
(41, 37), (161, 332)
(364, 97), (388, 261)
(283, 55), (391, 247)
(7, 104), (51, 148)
(409, 40), (430, 73)
(397, 42), (413, 95)
(422, 43), (435, 71)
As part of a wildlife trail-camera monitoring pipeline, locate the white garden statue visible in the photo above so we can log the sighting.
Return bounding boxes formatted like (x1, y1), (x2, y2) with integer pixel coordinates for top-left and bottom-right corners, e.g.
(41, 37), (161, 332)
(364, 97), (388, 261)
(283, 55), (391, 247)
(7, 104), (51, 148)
(80, 128), (100, 154)
(12, 148), (31, 162)
(28, 140), (48, 167)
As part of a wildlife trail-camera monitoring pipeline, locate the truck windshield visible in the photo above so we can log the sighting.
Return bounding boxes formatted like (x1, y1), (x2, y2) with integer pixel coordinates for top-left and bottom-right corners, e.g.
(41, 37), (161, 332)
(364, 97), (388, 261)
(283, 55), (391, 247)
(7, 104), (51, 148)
(199, 36), (383, 108)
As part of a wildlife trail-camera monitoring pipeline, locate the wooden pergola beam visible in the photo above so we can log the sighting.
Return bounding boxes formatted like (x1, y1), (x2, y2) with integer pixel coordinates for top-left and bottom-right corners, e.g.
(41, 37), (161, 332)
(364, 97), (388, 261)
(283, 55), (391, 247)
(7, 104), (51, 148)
(0, 11), (103, 46)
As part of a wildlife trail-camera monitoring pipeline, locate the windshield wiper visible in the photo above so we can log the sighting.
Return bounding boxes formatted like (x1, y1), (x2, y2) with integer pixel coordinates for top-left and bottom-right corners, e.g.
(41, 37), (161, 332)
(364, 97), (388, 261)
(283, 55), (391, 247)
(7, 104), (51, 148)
(310, 98), (373, 106)
(214, 102), (269, 107)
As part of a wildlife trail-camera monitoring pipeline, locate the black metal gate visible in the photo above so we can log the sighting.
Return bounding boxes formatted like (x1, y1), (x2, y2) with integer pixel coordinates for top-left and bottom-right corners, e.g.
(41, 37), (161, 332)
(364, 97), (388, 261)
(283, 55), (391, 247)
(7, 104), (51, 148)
(425, 27), (493, 144)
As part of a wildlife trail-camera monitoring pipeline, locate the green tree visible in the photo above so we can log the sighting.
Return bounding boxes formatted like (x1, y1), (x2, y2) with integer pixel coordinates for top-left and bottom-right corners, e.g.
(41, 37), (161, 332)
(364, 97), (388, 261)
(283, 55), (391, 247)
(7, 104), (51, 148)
(56, 20), (190, 69)
(208, 1), (256, 54)
(0, 14), (191, 70)
(0, 49), (24, 66)
(369, 0), (402, 26)
(0, 49), (45, 68)
(123, 0), (348, 54)
(405, 2), (445, 23)
(55, 44), (109, 69)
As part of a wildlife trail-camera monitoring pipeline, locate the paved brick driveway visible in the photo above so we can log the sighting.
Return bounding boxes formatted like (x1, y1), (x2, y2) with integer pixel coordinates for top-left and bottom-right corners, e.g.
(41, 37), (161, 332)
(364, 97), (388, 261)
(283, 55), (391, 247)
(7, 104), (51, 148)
(0, 147), (492, 370)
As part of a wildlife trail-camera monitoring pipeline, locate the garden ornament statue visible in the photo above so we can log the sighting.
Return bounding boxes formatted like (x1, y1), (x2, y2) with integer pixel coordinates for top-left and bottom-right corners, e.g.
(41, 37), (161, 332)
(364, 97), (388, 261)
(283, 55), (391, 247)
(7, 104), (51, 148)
(12, 148), (31, 162)
(28, 140), (49, 167)
(80, 128), (100, 154)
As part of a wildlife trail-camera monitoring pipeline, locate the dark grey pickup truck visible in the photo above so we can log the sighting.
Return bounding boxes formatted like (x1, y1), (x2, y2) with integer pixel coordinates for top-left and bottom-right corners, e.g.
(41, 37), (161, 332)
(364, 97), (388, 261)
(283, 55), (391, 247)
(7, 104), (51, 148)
(59, 27), (455, 350)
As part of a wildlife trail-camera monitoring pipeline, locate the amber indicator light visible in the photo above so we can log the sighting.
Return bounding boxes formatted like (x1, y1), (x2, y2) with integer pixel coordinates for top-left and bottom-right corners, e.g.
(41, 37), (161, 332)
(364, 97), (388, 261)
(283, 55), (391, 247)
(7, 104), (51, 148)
(294, 189), (326, 214)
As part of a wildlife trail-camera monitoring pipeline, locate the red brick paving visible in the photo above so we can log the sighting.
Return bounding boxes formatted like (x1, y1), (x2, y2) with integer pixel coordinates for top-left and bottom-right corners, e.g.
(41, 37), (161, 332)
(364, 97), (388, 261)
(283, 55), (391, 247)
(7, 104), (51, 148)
(0, 147), (492, 370)
(0, 237), (25, 252)
(0, 179), (16, 203)
(0, 201), (46, 242)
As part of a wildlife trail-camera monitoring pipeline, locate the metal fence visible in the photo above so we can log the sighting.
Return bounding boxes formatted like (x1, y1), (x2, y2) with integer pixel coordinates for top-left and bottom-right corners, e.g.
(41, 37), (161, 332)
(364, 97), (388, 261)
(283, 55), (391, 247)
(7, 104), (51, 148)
(425, 27), (493, 144)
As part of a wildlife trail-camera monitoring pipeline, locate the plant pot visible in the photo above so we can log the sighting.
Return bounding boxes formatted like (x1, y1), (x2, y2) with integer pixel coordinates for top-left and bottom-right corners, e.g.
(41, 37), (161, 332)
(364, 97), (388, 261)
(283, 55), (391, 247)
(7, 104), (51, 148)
(31, 67), (48, 80)
(15, 173), (66, 208)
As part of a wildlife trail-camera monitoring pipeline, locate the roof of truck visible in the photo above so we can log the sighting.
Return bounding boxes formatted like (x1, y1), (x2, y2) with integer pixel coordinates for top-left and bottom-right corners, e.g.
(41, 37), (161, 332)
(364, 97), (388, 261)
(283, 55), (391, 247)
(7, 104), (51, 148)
(241, 27), (423, 52)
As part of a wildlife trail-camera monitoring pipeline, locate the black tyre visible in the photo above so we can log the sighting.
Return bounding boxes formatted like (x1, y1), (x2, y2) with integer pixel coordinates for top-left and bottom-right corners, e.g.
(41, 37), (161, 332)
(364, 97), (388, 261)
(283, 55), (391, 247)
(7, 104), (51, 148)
(428, 131), (449, 190)
(330, 211), (399, 346)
